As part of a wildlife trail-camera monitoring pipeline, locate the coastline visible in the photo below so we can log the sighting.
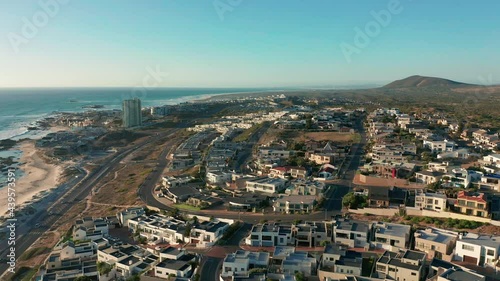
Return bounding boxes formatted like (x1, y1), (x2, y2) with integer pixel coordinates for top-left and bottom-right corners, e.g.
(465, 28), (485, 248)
(0, 141), (62, 216)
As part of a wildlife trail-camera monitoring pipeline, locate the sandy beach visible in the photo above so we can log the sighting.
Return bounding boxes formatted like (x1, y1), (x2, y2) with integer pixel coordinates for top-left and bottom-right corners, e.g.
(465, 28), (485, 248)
(0, 141), (62, 216)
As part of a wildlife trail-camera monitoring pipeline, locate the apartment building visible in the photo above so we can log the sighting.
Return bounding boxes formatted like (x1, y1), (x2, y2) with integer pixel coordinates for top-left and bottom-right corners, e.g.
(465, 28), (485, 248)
(374, 250), (426, 281)
(371, 222), (411, 251)
(455, 191), (489, 218)
(414, 228), (458, 260)
(333, 218), (371, 249)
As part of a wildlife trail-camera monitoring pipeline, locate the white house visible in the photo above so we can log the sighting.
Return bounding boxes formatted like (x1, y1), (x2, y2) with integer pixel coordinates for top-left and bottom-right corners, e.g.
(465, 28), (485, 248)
(415, 191), (447, 211)
(479, 173), (500, 192)
(246, 177), (287, 194)
(455, 233), (500, 267)
(206, 171), (232, 185)
(423, 139), (456, 152)
(221, 250), (270, 278)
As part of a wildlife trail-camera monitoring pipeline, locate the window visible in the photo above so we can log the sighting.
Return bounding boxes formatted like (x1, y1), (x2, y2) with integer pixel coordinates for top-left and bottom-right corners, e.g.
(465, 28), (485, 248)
(462, 244), (474, 251)
(411, 272), (417, 276)
(487, 249), (495, 256)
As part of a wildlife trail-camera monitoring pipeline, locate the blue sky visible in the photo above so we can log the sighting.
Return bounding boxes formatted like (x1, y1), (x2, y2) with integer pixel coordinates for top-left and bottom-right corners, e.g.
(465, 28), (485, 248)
(1, 0), (499, 87)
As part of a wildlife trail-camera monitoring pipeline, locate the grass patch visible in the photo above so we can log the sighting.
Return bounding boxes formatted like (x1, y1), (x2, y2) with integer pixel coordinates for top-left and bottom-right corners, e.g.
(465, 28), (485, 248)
(19, 246), (50, 261)
(174, 204), (201, 211)
(7, 266), (39, 281)
(233, 122), (265, 142)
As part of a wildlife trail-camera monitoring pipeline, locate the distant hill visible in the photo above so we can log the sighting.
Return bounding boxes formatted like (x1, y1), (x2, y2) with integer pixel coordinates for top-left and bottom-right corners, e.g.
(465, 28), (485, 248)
(383, 75), (474, 89)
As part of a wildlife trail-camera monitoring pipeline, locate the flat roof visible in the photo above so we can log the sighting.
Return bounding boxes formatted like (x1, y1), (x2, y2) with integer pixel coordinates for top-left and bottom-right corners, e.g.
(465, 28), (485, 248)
(373, 222), (411, 238)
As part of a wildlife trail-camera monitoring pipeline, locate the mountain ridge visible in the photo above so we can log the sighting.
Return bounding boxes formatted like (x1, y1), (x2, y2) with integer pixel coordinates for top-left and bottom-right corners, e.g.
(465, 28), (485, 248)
(383, 75), (475, 89)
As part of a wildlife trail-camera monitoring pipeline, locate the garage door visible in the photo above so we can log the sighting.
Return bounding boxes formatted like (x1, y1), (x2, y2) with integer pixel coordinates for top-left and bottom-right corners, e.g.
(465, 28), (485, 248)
(463, 255), (478, 264)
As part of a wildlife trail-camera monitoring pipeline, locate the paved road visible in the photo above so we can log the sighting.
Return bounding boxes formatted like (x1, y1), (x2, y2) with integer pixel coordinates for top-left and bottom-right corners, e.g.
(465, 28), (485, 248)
(200, 223), (252, 281)
(323, 115), (367, 216)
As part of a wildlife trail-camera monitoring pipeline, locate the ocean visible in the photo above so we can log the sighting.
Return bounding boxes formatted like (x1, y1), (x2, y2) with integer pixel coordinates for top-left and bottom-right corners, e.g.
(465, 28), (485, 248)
(0, 87), (271, 141)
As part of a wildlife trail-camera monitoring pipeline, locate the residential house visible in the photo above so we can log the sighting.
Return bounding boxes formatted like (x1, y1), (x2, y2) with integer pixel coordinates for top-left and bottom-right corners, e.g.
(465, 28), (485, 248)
(455, 233), (500, 267)
(206, 171), (233, 185)
(333, 218), (371, 249)
(423, 139), (457, 152)
(285, 179), (325, 197)
(117, 207), (145, 227)
(318, 163), (337, 179)
(414, 190), (447, 211)
(273, 195), (317, 214)
(371, 222), (411, 251)
(373, 250), (426, 281)
(414, 228), (458, 260)
(365, 186), (407, 208)
(155, 252), (196, 279)
(163, 185), (200, 203)
(245, 222), (294, 247)
(427, 258), (485, 281)
(481, 154), (500, 169)
(415, 170), (443, 185)
(272, 247), (317, 277)
(221, 250), (270, 278)
(455, 191), (489, 217)
(479, 173), (500, 192)
(258, 147), (293, 159)
(321, 244), (363, 276)
(437, 148), (476, 159)
(293, 221), (329, 247)
(246, 177), (287, 194)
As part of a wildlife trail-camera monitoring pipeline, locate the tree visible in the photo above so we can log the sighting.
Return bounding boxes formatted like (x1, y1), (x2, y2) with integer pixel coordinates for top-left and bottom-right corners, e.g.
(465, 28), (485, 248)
(295, 271), (306, 281)
(342, 192), (358, 209)
(168, 207), (180, 218)
(97, 261), (112, 275)
(184, 223), (192, 238)
(192, 216), (199, 224)
(127, 275), (140, 281)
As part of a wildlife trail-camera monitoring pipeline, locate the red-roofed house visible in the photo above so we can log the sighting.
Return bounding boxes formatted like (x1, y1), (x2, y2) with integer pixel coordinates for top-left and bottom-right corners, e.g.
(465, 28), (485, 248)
(456, 191), (489, 217)
(269, 166), (307, 179)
